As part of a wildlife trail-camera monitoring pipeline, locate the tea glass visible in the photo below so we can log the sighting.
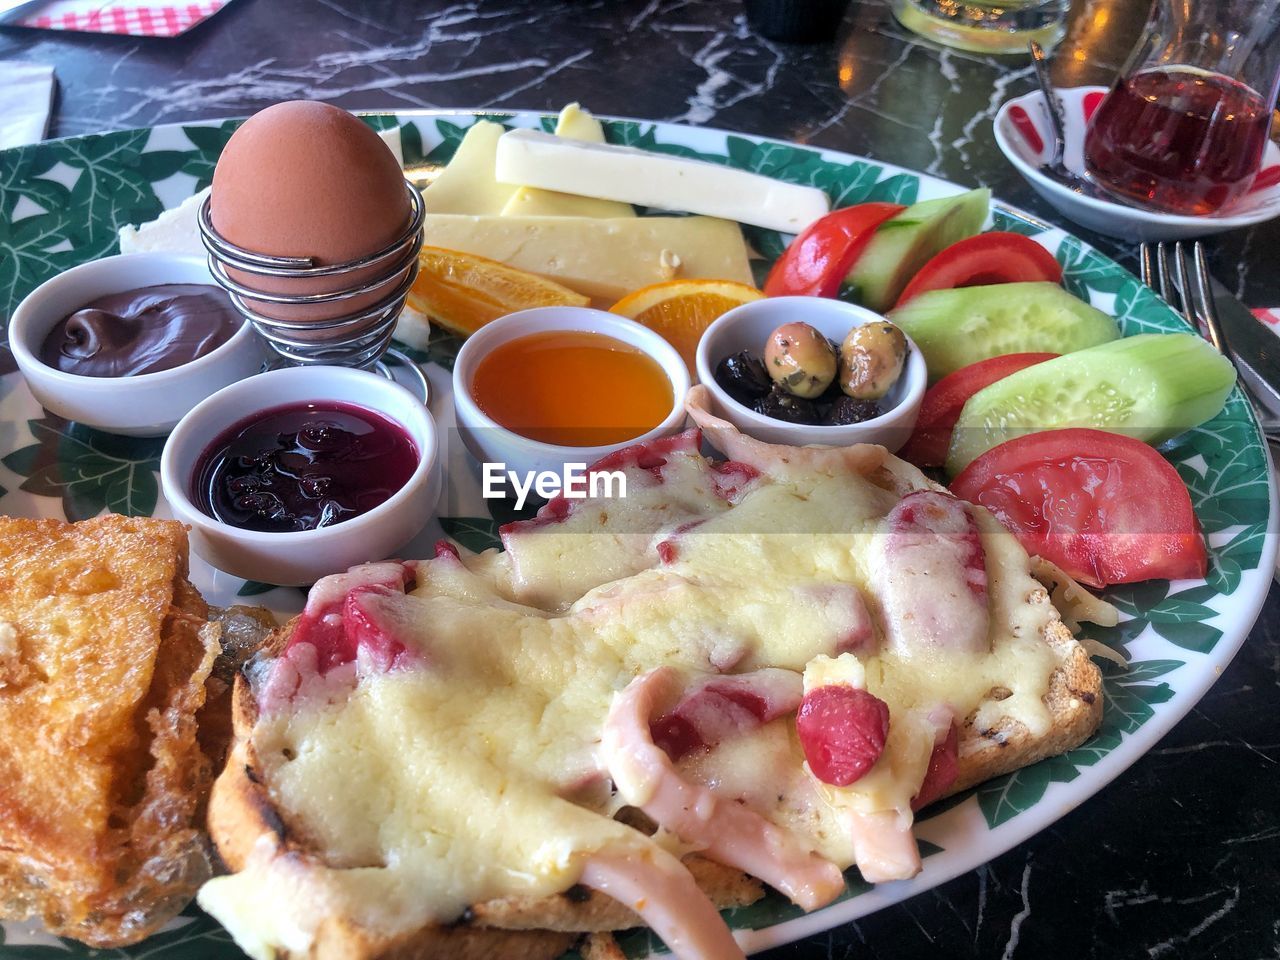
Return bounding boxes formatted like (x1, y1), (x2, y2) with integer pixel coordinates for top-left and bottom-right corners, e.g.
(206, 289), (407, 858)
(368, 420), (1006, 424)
(1084, 0), (1280, 215)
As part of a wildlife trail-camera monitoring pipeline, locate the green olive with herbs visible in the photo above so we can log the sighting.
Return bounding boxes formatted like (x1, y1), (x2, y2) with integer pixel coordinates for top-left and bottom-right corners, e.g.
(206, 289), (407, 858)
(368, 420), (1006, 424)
(763, 322), (838, 399)
(839, 321), (908, 400)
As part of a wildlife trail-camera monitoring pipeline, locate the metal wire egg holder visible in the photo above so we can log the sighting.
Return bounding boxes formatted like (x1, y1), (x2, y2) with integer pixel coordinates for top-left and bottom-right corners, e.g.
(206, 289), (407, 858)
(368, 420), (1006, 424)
(197, 182), (429, 399)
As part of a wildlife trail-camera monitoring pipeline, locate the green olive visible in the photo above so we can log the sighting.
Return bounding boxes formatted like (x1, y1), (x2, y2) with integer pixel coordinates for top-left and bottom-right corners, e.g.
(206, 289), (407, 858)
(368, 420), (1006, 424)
(763, 322), (838, 399)
(839, 322), (908, 400)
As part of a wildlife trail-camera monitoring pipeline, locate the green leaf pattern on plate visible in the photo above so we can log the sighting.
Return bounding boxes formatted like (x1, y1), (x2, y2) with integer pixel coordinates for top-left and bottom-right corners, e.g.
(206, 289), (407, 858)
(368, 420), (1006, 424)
(0, 112), (1271, 957)
(0, 904), (234, 958)
(237, 580), (282, 598)
(438, 515), (502, 553)
(976, 658), (1180, 827)
(2, 416), (164, 520)
(989, 208), (1042, 236)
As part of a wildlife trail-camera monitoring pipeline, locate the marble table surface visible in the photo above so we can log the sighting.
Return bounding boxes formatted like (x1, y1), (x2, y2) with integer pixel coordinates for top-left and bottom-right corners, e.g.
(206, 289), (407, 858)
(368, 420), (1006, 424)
(1, 1), (1277, 957)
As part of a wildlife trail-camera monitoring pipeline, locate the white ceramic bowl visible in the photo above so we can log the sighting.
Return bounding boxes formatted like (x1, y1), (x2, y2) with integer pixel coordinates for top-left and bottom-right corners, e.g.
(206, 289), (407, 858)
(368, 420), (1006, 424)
(994, 86), (1280, 241)
(9, 253), (267, 436)
(160, 366), (442, 586)
(452, 306), (692, 481)
(695, 296), (926, 451)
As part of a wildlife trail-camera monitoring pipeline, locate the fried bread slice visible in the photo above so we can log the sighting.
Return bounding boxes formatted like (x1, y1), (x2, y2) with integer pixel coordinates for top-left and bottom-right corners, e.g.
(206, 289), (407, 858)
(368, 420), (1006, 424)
(0, 515), (220, 946)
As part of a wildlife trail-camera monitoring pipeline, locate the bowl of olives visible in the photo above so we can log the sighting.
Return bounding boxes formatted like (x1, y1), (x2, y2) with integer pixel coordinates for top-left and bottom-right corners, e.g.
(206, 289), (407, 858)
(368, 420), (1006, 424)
(695, 296), (927, 450)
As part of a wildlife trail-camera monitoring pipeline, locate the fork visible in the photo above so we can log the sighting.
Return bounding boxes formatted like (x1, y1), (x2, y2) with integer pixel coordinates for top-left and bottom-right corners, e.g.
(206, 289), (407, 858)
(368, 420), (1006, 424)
(1139, 240), (1280, 440)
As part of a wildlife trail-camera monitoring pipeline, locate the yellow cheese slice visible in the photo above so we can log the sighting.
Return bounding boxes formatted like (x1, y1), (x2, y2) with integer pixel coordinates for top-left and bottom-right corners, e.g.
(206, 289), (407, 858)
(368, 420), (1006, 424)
(419, 213), (753, 303)
(419, 120), (517, 215)
(501, 104), (635, 219)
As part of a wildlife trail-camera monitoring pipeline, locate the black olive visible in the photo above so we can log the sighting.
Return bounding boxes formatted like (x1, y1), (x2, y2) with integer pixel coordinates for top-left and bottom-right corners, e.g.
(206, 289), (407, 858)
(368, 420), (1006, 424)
(714, 351), (771, 406)
(754, 385), (821, 424)
(816, 378), (845, 404)
(824, 395), (881, 426)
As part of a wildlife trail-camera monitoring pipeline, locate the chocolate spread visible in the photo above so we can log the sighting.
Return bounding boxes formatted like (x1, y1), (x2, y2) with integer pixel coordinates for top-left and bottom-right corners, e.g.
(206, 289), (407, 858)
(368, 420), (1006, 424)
(39, 284), (243, 377)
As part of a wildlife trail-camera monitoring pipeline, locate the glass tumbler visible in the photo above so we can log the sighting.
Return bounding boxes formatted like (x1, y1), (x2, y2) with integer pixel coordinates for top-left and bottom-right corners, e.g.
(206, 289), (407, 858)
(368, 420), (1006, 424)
(1084, 0), (1280, 215)
(892, 0), (1068, 54)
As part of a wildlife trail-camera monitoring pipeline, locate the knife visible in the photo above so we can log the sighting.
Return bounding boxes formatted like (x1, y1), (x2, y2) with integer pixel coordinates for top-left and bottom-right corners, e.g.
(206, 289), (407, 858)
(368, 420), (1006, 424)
(1203, 273), (1280, 422)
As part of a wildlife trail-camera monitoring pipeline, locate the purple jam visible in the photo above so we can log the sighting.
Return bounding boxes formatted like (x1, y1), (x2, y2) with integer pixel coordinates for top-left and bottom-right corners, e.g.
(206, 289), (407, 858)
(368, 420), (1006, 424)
(194, 401), (418, 533)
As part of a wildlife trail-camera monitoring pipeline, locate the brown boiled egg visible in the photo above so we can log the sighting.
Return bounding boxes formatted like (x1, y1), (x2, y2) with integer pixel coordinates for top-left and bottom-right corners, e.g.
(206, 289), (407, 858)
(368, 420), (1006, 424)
(211, 100), (411, 326)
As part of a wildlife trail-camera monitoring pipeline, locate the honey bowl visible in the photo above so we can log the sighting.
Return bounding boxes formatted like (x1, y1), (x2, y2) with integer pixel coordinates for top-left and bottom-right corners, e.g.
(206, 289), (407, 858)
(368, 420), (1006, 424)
(452, 307), (691, 485)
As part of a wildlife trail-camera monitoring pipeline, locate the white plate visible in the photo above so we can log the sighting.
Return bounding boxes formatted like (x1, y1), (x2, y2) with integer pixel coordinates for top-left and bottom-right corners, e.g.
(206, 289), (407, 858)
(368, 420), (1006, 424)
(0, 109), (1274, 958)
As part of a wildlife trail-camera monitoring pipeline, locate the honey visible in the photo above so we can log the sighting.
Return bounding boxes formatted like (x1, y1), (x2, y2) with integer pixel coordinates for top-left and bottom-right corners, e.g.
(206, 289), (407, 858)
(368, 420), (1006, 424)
(471, 330), (673, 447)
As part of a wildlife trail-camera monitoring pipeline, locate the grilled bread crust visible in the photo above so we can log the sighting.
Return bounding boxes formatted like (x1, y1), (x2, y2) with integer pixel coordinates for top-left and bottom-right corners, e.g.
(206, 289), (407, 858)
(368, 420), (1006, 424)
(0, 516), (221, 946)
(209, 585), (1101, 958)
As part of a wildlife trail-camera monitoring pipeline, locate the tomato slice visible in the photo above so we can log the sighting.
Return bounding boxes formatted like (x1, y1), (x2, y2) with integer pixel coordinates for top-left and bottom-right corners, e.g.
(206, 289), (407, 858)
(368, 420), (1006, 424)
(894, 232), (1064, 307)
(950, 428), (1207, 588)
(899, 353), (1058, 468)
(796, 684), (890, 787)
(764, 203), (904, 299)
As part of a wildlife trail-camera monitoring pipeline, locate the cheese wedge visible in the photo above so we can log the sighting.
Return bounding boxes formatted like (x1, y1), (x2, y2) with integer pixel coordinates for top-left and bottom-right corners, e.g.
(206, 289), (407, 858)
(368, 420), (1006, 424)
(419, 213), (753, 302)
(420, 120), (517, 215)
(494, 128), (831, 234)
(501, 105), (634, 218)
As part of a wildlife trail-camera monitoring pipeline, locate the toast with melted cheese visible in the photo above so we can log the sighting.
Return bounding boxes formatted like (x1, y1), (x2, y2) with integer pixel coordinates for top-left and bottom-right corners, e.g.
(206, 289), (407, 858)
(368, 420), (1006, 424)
(200, 389), (1104, 960)
(0, 515), (221, 946)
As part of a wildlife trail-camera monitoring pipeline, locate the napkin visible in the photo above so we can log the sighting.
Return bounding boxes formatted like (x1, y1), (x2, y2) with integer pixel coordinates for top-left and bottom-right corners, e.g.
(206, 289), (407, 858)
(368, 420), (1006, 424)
(0, 62), (54, 150)
(11, 0), (232, 36)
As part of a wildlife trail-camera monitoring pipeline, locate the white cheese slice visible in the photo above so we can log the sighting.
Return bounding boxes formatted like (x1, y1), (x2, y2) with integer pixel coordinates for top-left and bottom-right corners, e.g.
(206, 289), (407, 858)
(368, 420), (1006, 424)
(373, 125), (404, 168)
(118, 186), (209, 255)
(494, 128), (831, 234)
(419, 120), (516, 215)
(500, 104), (635, 219)
(391, 303), (432, 350)
(118, 126), (407, 254)
(418, 213), (753, 303)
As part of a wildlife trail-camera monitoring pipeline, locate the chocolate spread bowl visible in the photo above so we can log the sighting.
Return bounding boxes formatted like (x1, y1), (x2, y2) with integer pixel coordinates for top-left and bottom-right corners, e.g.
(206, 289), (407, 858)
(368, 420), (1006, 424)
(9, 253), (267, 436)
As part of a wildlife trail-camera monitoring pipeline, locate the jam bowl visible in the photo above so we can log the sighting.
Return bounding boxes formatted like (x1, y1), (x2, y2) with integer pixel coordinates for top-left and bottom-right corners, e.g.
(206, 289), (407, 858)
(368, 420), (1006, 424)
(453, 306), (692, 483)
(160, 365), (441, 586)
(8, 253), (268, 436)
(695, 296), (927, 451)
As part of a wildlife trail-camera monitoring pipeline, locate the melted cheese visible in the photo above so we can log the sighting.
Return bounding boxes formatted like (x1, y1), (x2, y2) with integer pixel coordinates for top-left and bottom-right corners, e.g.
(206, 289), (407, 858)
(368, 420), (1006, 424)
(502, 450), (731, 609)
(201, 450), (1062, 958)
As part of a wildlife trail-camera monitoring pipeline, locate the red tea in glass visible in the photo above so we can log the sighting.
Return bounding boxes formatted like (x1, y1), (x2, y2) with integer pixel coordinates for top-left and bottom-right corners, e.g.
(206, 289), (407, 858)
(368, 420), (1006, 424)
(1085, 67), (1271, 215)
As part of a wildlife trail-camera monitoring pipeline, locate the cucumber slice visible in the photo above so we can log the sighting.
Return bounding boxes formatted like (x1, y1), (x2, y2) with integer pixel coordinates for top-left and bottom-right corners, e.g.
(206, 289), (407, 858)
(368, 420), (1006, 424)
(945, 333), (1237, 475)
(844, 187), (989, 311)
(888, 281), (1119, 379)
